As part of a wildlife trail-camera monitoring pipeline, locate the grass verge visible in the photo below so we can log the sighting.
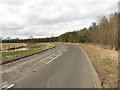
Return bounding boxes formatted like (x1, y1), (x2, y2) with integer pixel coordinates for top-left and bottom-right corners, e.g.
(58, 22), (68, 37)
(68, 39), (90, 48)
(77, 43), (118, 88)
(1, 43), (55, 63)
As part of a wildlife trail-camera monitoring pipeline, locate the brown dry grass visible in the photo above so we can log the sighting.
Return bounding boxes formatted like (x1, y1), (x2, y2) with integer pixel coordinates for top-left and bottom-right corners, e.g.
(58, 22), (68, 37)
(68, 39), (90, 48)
(0, 43), (27, 51)
(77, 43), (118, 88)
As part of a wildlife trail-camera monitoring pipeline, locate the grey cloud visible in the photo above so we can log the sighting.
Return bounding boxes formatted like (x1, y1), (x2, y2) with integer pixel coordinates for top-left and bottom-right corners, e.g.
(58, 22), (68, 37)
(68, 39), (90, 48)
(0, 0), (118, 39)
(26, 1), (117, 26)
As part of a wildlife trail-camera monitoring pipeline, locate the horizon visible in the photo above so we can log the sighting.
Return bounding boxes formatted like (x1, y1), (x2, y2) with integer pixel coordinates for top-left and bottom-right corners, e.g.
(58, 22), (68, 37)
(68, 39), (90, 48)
(0, 0), (118, 39)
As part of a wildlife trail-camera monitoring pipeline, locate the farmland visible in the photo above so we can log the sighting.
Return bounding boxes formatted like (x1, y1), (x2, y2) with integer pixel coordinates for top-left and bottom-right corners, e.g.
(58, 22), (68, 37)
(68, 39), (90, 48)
(1, 43), (55, 63)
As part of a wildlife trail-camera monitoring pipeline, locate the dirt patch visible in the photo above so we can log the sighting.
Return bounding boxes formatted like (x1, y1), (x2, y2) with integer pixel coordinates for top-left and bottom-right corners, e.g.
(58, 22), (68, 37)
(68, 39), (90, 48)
(70, 43), (118, 88)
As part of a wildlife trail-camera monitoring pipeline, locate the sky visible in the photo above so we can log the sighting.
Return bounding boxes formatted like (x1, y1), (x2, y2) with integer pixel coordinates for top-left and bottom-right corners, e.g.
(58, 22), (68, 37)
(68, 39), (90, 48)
(0, 0), (118, 39)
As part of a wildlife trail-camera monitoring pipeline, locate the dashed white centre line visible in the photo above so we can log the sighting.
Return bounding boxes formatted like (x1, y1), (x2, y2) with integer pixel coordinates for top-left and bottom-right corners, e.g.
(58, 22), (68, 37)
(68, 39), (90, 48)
(38, 57), (49, 63)
(2, 85), (8, 89)
(38, 46), (66, 65)
(58, 48), (62, 52)
(2, 82), (8, 89)
(6, 84), (15, 89)
(64, 49), (68, 52)
(47, 53), (63, 64)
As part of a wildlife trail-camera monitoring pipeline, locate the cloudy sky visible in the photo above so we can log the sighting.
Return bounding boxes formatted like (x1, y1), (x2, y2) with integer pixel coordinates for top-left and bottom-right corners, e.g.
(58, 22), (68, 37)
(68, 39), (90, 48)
(0, 0), (118, 39)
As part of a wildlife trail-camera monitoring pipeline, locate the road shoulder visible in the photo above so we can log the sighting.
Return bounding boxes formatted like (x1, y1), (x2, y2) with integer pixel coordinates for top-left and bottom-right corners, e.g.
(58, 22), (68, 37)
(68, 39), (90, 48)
(78, 46), (102, 88)
(65, 43), (102, 88)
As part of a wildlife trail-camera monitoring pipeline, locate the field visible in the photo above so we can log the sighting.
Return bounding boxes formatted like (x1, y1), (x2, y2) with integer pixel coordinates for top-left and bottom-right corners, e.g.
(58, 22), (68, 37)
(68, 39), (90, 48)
(0, 43), (27, 51)
(78, 43), (118, 88)
(1, 43), (55, 63)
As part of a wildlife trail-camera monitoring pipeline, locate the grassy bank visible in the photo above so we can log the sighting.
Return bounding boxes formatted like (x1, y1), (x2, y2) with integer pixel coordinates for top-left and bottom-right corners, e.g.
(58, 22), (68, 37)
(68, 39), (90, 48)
(77, 43), (118, 88)
(1, 43), (55, 63)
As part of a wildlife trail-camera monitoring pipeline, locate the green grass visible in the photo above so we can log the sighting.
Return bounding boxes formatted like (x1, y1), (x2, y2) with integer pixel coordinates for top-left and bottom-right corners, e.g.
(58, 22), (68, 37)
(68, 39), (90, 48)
(1, 43), (55, 63)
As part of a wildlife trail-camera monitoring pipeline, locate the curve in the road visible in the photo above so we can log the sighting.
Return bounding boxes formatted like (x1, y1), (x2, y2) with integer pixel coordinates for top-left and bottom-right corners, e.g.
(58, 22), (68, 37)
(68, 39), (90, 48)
(2, 43), (101, 88)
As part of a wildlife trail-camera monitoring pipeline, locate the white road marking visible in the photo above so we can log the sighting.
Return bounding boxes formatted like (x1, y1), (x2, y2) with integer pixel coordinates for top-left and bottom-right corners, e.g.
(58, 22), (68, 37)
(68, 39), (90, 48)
(6, 84), (15, 89)
(49, 54), (57, 58)
(48, 56), (53, 59)
(2, 85), (8, 89)
(47, 53), (63, 64)
(38, 57), (48, 63)
(2, 82), (8, 89)
(58, 48), (62, 52)
(43, 61), (47, 64)
(40, 47), (64, 64)
(64, 49), (68, 52)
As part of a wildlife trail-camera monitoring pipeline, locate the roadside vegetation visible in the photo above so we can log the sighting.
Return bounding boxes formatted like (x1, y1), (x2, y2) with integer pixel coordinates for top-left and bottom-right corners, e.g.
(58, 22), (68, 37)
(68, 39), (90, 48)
(3, 13), (118, 49)
(78, 43), (118, 88)
(58, 13), (118, 50)
(58, 13), (118, 88)
(1, 12), (119, 88)
(59, 13), (118, 88)
(1, 43), (55, 63)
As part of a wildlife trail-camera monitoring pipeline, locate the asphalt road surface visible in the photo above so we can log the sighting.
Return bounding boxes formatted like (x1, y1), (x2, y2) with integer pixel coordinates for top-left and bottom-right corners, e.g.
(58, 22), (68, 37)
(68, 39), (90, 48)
(2, 43), (97, 88)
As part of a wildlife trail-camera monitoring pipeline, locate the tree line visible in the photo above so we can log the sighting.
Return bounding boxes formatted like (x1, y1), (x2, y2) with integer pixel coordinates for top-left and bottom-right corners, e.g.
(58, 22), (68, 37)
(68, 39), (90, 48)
(58, 13), (119, 50)
(2, 13), (119, 50)
(2, 37), (58, 43)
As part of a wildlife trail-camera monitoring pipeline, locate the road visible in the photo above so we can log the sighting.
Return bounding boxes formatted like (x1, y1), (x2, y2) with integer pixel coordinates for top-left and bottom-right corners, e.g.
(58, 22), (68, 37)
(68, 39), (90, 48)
(1, 43), (99, 88)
